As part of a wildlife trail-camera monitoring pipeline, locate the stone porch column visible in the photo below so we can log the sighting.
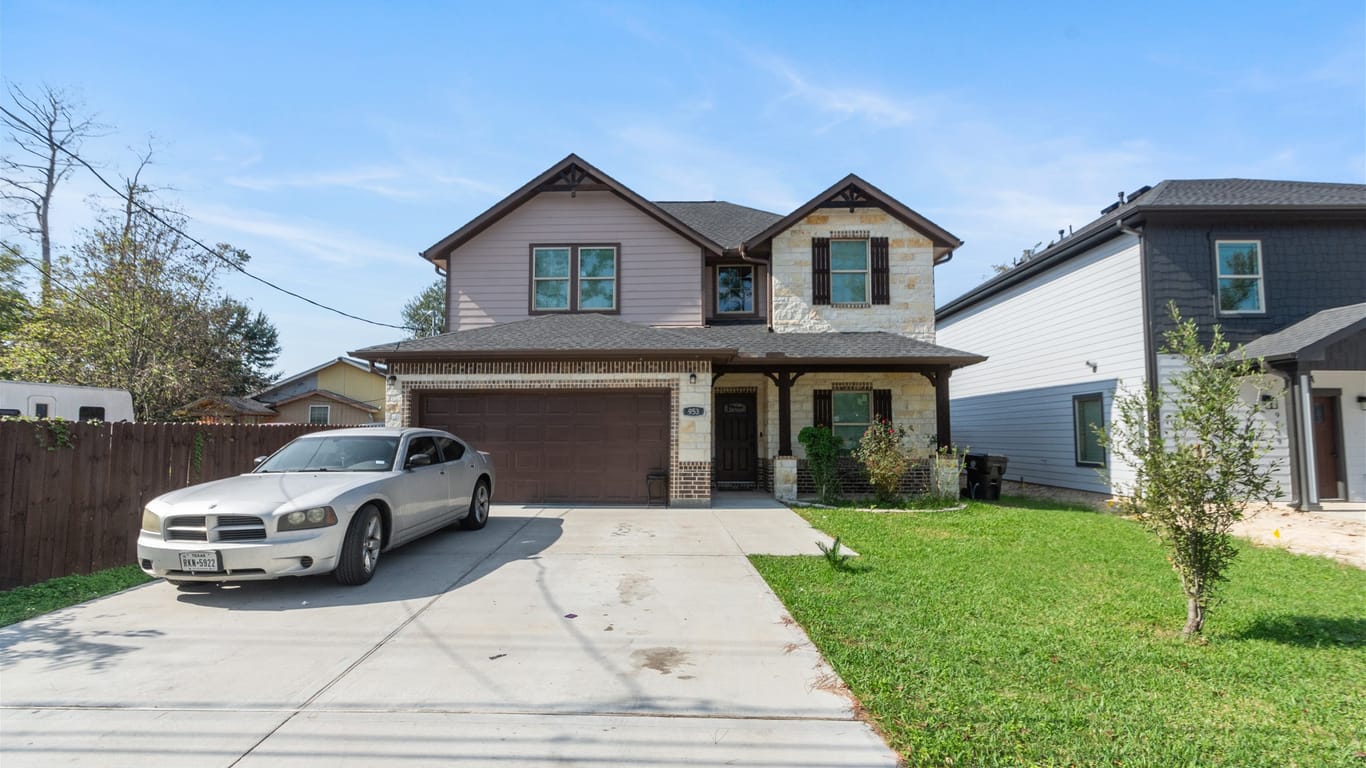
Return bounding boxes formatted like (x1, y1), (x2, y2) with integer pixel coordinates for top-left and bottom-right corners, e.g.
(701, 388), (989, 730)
(773, 456), (799, 501)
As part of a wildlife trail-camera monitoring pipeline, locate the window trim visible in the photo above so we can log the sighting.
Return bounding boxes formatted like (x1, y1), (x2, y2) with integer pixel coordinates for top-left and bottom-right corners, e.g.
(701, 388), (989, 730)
(714, 264), (757, 316)
(830, 238), (870, 305)
(1214, 239), (1266, 316)
(528, 243), (621, 315)
(308, 404), (331, 425)
(1073, 393), (1106, 468)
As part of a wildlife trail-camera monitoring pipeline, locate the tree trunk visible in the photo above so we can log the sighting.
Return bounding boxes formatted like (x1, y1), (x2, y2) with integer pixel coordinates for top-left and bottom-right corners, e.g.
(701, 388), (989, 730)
(1183, 597), (1204, 637)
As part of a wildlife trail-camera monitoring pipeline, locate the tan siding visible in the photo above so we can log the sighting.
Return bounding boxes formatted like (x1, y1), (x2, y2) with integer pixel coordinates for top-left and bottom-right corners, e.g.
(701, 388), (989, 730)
(448, 191), (703, 330)
(274, 397), (375, 425)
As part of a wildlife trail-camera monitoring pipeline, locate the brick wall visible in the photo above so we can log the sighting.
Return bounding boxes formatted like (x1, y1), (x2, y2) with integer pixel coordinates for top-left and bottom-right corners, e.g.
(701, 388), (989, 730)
(796, 457), (932, 497)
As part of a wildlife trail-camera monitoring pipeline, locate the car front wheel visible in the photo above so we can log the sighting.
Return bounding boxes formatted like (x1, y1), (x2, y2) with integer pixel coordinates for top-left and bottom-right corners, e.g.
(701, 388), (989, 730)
(461, 481), (490, 531)
(336, 505), (382, 585)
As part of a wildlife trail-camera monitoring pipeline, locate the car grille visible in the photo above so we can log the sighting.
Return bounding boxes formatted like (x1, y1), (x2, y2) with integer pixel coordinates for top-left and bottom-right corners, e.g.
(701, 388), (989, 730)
(164, 514), (266, 542)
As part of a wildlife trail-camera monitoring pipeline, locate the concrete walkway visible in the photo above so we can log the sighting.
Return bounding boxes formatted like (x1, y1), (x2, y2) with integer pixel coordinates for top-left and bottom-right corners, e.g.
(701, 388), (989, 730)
(1, 497), (895, 767)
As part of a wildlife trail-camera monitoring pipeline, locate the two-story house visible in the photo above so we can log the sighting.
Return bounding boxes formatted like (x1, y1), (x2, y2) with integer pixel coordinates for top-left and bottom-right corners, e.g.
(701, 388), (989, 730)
(936, 179), (1366, 509)
(179, 357), (386, 425)
(352, 154), (983, 506)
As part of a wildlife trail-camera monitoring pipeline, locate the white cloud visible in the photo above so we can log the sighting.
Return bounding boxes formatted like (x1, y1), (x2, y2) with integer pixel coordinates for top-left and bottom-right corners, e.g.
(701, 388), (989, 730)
(192, 204), (413, 267)
(753, 54), (917, 128)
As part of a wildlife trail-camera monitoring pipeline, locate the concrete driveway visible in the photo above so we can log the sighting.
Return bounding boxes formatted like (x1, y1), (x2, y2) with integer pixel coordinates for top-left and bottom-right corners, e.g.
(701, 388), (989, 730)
(1, 495), (895, 767)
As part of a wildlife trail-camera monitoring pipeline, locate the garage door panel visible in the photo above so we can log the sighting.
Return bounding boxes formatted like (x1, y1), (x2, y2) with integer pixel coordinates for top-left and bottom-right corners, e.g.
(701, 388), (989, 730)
(421, 389), (670, 503)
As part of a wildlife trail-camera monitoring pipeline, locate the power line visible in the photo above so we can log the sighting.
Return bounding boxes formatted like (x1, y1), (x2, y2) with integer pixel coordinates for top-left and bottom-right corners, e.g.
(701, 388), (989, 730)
(0, 103), (424, 334)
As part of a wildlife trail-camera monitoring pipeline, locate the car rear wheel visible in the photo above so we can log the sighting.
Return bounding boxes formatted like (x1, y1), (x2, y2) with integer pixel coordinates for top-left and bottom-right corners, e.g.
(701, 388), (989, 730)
(461, 481), (490, 531)
(336, 505), (382, 585)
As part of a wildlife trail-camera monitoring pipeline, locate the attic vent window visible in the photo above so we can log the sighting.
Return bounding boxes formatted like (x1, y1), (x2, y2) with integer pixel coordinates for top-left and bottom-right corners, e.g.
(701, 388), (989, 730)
(828, 230), (870, 239)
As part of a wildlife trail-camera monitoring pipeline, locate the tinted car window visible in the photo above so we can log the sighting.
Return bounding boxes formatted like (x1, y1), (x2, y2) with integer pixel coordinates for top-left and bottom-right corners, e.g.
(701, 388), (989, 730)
(257, 436), (399, 472)
(435, 436), (465, 462)
(405, 436), (440, 467)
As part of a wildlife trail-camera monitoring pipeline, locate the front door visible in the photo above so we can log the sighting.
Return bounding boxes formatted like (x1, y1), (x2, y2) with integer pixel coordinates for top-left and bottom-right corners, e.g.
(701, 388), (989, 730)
(1311, 395), (1342, 499)
(715, 392), (757, 485)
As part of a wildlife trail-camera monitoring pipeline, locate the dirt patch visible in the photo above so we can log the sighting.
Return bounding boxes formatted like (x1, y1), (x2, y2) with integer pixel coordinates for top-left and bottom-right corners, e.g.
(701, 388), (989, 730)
(1231, 505), (1365, 568)
(631, 646), (689, 675)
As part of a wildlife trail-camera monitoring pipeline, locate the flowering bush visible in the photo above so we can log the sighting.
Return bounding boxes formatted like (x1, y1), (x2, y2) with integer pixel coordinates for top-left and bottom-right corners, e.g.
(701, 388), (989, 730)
(852, 419), (912, 504)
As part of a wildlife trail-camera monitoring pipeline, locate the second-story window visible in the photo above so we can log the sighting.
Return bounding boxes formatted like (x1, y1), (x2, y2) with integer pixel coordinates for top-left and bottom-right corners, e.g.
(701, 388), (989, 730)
(717, 265), (754, 314)
(830, 240), (869, 304)
(532, 245), (618, 312)
(1215, 240), (1264, 314)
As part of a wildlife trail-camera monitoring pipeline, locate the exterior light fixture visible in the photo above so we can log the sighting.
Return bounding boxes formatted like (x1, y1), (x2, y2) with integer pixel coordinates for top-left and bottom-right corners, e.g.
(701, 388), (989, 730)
(689, 373), (697, 385)
(1357, 395), (1366, 411)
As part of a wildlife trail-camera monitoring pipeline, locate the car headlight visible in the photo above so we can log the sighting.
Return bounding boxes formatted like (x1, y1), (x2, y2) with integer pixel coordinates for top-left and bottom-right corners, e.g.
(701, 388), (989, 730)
(278, 506), (338, 532)
(141, 508), (160, 533)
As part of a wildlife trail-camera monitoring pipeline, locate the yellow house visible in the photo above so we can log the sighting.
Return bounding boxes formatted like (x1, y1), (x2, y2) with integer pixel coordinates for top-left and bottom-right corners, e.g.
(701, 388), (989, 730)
(180, 357), (388, 425)
(253, 357), (386, 425)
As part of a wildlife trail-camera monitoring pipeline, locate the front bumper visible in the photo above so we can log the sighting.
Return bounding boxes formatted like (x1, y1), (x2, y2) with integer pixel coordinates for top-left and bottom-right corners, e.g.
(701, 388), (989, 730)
(137, 528), (345, 582)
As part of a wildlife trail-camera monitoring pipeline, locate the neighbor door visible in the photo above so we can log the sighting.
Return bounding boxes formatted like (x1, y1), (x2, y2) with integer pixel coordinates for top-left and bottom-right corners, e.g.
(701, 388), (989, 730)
(1311, 395), (1342, 500)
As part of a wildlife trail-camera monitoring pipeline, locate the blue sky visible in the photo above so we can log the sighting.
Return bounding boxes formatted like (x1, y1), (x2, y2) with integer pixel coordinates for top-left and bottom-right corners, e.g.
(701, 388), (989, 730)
(3, 1), (1363, 375)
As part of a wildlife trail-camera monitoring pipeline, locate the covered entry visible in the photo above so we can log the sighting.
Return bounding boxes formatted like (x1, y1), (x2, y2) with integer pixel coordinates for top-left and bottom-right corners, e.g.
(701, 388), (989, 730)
(419, 389), (670, 503)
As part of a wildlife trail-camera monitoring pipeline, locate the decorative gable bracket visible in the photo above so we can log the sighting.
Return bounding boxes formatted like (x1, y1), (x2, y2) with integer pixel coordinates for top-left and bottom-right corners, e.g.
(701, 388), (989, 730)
(537, 163), (605, 197)
(817, 183), (875, 213)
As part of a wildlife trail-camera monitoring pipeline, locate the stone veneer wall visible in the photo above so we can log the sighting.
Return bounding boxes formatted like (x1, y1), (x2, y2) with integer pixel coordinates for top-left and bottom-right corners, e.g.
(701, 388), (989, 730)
(767, 372), (937, 461)
(385, 360), (713, 505)
(769, 208), (937, 340)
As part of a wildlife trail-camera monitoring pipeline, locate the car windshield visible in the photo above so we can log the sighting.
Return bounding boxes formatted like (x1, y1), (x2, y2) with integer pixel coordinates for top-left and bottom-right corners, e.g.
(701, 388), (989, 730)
(256, 435), (400, 473)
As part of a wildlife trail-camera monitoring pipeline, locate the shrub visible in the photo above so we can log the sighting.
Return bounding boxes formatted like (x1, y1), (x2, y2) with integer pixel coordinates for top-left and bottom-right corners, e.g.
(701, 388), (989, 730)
(797, 425), (843, 504)
(852, 419), (912, 504)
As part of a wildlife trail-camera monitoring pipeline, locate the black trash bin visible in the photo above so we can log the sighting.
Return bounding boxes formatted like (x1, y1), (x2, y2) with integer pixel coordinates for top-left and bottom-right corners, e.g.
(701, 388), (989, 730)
(963, 453), (1008, 500)
(645, 470), (669, 507)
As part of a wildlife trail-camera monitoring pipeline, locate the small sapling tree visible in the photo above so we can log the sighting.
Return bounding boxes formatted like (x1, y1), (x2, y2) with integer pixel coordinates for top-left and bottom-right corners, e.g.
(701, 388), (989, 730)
(1105, 308), (1280, 637)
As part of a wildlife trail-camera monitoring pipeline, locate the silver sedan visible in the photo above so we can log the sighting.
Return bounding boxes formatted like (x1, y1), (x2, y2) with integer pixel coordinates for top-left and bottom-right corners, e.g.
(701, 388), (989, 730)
(137, 427), (495, 586)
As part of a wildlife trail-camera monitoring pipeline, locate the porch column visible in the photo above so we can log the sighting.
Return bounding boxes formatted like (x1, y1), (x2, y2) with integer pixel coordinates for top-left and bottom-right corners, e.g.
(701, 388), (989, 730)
(775, 370), (796, 456)
(934, 366), (952, 448)
(1295, 371), (1320, 510)
(1276, 365), (1304, 509)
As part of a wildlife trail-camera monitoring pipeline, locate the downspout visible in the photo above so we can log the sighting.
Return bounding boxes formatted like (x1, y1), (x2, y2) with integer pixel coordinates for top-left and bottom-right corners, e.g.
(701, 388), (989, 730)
(737, 244), (774, 332)
(1118, 217), (1153, 394)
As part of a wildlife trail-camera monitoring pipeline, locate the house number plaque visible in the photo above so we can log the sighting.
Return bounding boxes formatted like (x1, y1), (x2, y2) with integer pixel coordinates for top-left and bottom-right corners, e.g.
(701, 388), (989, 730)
(682, 406), (705, 417)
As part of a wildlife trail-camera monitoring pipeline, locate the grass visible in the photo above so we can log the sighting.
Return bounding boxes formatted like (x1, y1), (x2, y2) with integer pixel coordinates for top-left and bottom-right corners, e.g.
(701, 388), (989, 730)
(751, 497), (1366, 768)
(0, 565), (152, 627)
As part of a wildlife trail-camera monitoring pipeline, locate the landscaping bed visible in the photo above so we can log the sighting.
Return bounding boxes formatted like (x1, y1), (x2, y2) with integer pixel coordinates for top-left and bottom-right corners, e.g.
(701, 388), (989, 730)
(751, 498), (1366, 767)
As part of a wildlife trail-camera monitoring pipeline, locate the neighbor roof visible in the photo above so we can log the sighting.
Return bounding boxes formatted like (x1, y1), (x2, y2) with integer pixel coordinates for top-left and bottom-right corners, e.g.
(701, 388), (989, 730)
(252, 356), (382, 399)
(269, 389), (381, 413)
(937, 178), (1366, 321)
(1237, 302), (1366, 364)
(177, 396), (276, 417)
(653, 201), (784, 250)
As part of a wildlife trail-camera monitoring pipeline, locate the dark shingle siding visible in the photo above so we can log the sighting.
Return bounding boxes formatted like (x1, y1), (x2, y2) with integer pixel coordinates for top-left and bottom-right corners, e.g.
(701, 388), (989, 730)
(653, 201), (783, 250)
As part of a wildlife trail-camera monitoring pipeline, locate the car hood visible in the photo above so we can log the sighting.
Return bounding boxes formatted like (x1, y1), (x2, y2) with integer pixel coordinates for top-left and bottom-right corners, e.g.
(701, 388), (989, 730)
(149, 472), (392, 516)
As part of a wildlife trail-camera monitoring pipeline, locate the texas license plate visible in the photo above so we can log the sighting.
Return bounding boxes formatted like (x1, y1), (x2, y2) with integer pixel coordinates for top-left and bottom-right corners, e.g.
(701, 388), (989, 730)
(178, 551), (221, 572)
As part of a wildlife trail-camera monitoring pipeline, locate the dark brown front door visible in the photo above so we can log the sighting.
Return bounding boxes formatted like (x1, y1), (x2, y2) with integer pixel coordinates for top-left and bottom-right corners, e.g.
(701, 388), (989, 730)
(715, 392), (757, 484)
(1311, 395), (1342, 499)
(419, 390), (670, 503)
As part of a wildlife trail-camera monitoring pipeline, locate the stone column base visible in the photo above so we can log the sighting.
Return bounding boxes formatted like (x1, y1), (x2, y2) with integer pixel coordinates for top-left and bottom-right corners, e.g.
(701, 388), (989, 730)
(773, 456), (799, 501)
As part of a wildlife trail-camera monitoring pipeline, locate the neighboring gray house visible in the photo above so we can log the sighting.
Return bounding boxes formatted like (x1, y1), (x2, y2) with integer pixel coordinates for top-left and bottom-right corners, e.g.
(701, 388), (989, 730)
(353, 154), (984, 506)
(936, 179), (1366, 509)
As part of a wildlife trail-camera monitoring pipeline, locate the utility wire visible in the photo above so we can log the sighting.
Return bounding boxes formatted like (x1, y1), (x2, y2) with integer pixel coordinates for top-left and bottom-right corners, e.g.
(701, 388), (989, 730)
(0, 104), (424, 334)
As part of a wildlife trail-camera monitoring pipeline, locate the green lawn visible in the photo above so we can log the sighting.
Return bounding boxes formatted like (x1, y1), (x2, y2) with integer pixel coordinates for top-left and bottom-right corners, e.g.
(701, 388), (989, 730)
(751, 499), (1366, 768)
(0, 566), (152, 627)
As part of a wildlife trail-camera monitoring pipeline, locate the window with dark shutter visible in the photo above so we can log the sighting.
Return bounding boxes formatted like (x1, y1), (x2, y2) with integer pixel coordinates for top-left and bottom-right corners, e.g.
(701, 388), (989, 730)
(812, 237), (831, 305)
(871, 237), (890, 305)
(813, 389), (832, 428)
(873, 389), (893, 422)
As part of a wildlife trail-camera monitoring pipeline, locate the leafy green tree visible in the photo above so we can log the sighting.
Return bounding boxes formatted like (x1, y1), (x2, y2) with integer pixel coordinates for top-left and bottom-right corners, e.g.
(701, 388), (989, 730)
(0, 182), (281, 420)
(401, 280), (445, 338)
(0, 244), (32, 347)
(1104, 307), (1280, 637)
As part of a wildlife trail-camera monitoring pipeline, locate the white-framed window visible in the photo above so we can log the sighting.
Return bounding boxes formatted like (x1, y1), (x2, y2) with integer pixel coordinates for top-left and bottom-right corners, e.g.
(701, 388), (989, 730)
(309, 405), (330, 425)
(832, 390), (872, 448)
(1073, 394), (1105, 467)
(716, 265), (755, 314)
(531, 245), (618, 312)
(830, 239), (869, 304)
(1215, 240), (1264, 314)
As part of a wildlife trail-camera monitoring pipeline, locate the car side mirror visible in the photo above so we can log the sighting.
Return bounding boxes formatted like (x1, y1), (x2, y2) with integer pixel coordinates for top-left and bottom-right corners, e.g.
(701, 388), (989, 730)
(253, 455), (268, 465)
(406, 453), (433, 469)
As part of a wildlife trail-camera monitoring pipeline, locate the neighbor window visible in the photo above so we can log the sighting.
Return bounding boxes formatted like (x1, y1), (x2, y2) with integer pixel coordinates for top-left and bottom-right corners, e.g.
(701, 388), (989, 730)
(1073, 394), (1106, 467)
(33, 402), (49, 418)
(78, 406), (105, 421)
(716, 265), (754, 314)
(1215, 240), (1264, 314)
(830, 240), (869, 304)
(531, 245), (618, 312)
(309, 405), (330, 425)
(832, 390), (872, 448)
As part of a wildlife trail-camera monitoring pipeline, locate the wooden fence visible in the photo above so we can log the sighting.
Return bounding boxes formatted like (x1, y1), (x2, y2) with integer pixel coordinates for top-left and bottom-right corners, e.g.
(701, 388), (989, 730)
(0, 421), (338, 589)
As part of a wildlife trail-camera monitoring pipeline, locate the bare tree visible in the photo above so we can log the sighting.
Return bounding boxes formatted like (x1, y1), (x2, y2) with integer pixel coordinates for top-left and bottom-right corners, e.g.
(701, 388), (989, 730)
(0, 83), (104, 303)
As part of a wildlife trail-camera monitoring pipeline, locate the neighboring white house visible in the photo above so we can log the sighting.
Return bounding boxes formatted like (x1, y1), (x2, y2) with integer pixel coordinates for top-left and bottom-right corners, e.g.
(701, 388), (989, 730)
(937, 179), (1366, 509)
(0, 380), (135, 422)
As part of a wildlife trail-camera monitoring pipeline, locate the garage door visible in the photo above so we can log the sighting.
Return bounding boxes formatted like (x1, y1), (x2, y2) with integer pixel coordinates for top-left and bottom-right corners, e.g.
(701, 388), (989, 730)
(419, 390), (670, 503)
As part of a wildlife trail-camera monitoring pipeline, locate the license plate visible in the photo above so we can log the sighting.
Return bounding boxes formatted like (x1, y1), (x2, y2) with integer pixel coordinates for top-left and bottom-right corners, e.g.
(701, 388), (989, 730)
(178, 551), (221, 572)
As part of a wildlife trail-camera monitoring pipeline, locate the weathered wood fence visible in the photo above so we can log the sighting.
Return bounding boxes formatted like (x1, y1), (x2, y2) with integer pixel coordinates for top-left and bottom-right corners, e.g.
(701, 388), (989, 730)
(0, 421), (337, 589)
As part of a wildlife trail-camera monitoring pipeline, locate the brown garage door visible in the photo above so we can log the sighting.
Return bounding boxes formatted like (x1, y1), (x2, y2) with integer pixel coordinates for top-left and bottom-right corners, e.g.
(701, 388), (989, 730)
(419, 390), (670, 503)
